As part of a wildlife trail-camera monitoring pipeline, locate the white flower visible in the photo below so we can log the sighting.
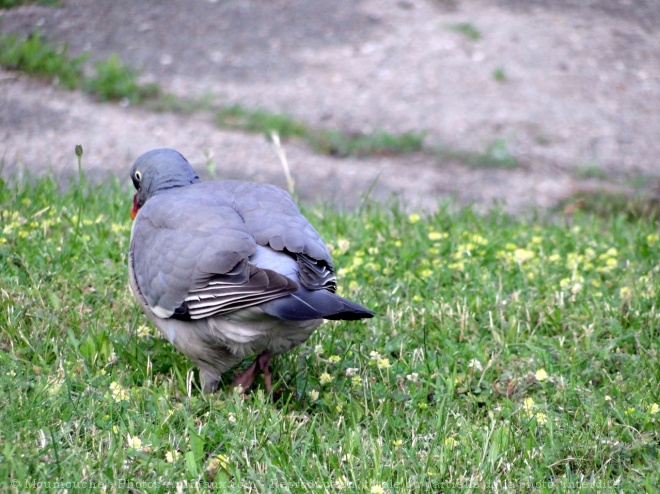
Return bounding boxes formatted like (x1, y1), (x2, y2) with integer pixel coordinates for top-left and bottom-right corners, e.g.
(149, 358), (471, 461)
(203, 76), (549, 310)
(406, 372), (419, 383)
(345, 367), (359, 377)
(467, 359), (483, 372)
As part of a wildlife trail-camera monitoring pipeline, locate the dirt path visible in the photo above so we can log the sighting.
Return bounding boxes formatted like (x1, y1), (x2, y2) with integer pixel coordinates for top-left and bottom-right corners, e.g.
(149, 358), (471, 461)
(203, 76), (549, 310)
(1, 0), (659, 213)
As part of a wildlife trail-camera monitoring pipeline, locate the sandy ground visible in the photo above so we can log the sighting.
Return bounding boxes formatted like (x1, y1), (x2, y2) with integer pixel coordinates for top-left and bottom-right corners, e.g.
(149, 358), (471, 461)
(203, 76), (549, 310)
(1, 0), (659, 212)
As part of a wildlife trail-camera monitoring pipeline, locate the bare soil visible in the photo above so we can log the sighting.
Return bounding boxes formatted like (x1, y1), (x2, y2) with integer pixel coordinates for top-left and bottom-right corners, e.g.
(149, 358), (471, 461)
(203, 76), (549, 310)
(1, 0), (659, 213)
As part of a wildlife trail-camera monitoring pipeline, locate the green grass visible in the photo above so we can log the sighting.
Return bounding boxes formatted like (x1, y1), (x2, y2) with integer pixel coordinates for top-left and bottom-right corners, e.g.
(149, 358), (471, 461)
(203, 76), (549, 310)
(559, 190), (660, 220)
(309, 129), (425, 157)
(0, 30), (86, 90)
(575, 164), (610, 181)
(216, 105), (308, 139)
(0, 0), (57, 8)
(1, 162), (660, 492)
(215, 105), (426, 158)
(85, 54), (159, 104)
(0, 31), (159, 103)
(434, 138), (518, 169)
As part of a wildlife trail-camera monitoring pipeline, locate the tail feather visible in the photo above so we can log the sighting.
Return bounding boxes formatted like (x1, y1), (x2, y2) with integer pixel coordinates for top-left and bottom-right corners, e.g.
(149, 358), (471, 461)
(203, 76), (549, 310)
(261, 288), (374, 322)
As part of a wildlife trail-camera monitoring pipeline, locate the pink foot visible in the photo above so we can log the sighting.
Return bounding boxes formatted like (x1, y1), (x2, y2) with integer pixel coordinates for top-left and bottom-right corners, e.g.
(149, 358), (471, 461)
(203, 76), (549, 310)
(231, 352), (273, 393)
(231, 360), (259, 392)
(256, 353), (273, 394)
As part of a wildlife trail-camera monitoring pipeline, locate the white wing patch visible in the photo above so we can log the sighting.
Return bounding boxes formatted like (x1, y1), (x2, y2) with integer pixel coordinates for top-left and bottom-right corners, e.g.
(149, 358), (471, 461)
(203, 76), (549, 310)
(152, 305), (174, 319)
(249, 245), (299, 279)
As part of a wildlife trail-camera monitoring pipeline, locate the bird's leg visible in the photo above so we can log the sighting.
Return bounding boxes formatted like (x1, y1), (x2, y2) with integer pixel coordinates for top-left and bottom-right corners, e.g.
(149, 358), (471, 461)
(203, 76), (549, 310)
(256, 352), (273, 394)
(231, 352), (273, 393)
(200, 368), (221, 394)
(231, 359), (260, 392)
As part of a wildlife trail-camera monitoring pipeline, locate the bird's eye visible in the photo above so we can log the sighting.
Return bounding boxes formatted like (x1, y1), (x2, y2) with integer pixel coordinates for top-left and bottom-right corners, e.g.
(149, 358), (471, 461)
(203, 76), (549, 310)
(135, 170), (142, 182)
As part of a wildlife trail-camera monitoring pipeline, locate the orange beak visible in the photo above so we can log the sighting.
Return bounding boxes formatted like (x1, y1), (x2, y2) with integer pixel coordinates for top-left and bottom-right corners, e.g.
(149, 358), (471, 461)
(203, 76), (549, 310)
(131, 193), (139, 220)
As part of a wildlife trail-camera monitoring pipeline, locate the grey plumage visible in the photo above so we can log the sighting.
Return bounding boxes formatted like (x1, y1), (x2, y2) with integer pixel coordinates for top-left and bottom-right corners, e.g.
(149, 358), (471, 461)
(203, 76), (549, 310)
(128, 148), (374, 392)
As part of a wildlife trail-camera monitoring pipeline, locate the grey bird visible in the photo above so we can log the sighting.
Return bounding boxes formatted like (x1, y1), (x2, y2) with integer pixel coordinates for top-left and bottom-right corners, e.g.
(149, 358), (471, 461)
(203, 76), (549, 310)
(128, 148), (374, 393)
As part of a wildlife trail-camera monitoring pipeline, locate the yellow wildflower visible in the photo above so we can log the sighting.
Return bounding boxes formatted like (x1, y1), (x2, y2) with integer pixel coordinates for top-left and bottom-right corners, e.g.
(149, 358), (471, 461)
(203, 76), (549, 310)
(319, 372), (333, 385)
(535, 369), (548, 382)
(513, 248), (535, 264)
(548, 253), (561, 263)
(535, 412), (548, 425)
(428, 231), (445, 241)
(448, 261), (465, 271)
(127, 434), (143, 450)
(109, 381), (129, 403)
(166, 450), (180, 463)
(337, 238), (351, 254)
(444, 437), (458, 449)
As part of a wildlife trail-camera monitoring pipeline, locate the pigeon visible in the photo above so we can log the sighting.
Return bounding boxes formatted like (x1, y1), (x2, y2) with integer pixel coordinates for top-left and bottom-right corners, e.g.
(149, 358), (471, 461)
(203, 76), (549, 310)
(128, 148), (374, 393)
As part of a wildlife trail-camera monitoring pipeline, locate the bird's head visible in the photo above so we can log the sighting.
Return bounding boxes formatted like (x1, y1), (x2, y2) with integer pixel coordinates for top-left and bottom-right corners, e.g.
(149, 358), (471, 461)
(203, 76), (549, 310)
(130, 148), (200, 219)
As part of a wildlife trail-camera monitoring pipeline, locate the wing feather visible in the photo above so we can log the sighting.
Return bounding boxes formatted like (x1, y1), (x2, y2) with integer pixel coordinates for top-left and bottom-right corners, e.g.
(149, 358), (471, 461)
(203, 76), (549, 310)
(130, 180), (340, 321)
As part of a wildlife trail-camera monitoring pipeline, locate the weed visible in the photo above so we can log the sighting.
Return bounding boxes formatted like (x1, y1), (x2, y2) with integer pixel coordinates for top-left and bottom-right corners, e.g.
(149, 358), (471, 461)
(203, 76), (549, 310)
(492, 67), (507, 82)
(447, 22), (481, 41)
(310, 129), (426, 157)
(144, 93), (216, 114)
(575, 164), (609, 180)
(476, 138), (517, 168)
(0, 0), (57, 8)
(559, 190), (660, 219)
(0, 32), (160, 103)
(435, 138), (518, 169)
(0, 30), (86, 89)
(85, 54), (159, 103)
(215, 104), (426, 157)
(215, 105), (307, 139)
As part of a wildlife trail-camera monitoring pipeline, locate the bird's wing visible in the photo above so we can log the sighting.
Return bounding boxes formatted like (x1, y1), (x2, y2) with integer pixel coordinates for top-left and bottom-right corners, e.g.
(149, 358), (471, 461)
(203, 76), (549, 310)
(217, 181), (338, 292)
(129, 191), (299, 320)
